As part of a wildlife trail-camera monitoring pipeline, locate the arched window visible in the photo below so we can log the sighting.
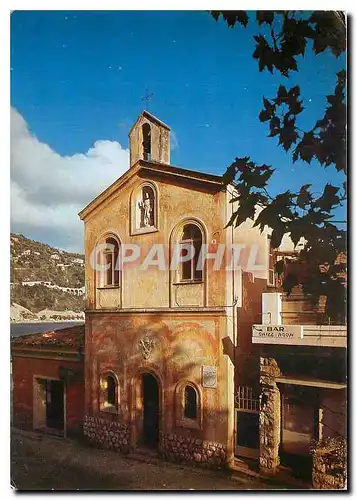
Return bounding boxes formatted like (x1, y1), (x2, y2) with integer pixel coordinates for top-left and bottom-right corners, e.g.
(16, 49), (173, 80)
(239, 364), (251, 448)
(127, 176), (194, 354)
(184, 385), (197, 419)
(99, 372), (119, 412)
(175, 381), (202, 429)
(180, 224), (203, 281)
(142, 123), (151, 161)
(103, 237), (120, 287)
(106, 375), (116, 406)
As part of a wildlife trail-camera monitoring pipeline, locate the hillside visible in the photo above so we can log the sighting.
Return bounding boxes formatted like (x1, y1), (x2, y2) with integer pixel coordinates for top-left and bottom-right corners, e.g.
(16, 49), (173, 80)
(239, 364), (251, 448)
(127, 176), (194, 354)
(10, 233), (85, 322)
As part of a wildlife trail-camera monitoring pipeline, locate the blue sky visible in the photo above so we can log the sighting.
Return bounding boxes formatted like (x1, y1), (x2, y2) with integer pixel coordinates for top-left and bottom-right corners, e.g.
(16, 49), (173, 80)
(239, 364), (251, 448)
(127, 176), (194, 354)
(10, 10), (346, 251)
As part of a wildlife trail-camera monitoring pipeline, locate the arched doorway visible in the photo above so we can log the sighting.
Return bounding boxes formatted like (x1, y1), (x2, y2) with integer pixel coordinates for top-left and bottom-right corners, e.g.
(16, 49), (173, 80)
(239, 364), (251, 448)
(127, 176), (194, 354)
(142, 373), (159, 448)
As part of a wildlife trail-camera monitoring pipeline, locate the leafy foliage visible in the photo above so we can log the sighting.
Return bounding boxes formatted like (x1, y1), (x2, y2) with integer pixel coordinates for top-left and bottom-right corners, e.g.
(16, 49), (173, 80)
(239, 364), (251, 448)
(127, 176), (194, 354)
(212, 11), (346, 321)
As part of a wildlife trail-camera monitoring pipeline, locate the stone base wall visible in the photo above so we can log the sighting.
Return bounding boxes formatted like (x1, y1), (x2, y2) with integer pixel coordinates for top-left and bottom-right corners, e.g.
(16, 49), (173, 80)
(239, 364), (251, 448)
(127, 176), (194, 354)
(312, 439), (347, 490)
(83, 417), (227, 469)
(160, 432), (226, 468)
(83, 415), (131, 454)
(312, 469), (345, 490)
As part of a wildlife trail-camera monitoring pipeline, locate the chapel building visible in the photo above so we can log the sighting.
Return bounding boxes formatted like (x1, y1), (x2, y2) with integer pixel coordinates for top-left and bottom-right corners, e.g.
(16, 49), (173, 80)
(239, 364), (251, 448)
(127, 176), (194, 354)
(78, 110), (273, 466)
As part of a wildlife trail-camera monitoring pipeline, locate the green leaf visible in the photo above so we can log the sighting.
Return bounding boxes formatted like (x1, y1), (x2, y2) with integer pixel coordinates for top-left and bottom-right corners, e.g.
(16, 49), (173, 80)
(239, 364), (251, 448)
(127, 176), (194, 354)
(235, 193), (260, 225)
(224, 211), (238, 229)
(296, 184), (312, 209)
(222, 164), (237, 185)
(263, 97), (274, 115)
(270, 226), (285, 248)
(274, 85), (288, 105)
(314, 184), (341, 211)
(211, 11), (249, 28)
(259, 109), (271, 122)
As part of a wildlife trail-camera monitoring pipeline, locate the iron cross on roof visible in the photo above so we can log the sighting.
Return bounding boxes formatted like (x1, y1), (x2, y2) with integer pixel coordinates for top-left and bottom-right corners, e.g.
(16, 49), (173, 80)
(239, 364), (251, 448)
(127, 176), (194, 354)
(141, 89), (154, 110)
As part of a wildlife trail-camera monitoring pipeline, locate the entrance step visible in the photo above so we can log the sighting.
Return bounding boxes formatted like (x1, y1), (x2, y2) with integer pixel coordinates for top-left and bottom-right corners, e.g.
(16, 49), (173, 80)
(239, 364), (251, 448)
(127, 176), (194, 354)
(135, 447), (159, 458)
(129, 447), (162, 466)
(230, 457), (260, 478)
(273, 465), (312, 489)
(230, 457), (311, 489)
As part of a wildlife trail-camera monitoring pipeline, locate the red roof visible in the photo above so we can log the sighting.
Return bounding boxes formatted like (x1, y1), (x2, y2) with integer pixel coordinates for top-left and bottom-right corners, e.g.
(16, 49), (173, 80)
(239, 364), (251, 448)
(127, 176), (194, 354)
(12, 325), (84, 350)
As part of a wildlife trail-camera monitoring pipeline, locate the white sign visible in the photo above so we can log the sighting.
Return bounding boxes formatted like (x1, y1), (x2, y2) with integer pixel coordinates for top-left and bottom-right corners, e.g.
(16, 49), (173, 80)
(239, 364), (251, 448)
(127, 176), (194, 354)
(252, 324), (303, 345)
(202, 366), (217, 388)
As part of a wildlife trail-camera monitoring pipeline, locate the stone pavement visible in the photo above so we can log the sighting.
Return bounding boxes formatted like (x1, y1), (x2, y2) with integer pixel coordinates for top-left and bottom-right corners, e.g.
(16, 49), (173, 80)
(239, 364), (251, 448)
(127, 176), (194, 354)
(11, 428), (294, 491)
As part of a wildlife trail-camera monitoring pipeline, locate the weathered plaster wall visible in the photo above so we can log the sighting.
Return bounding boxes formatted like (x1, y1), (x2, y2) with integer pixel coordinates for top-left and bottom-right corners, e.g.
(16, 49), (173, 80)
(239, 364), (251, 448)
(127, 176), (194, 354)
(84, 311), (232, 465)
(84, 172), (227, 311)
(320, 388), (347, 439)
(12, 355), (84, 434)
(229, 193), (271, 283)
(235, 273), (268, 388)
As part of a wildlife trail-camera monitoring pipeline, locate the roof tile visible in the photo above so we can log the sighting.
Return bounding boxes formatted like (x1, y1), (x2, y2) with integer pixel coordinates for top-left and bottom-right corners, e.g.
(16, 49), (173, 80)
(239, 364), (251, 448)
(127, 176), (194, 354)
(12, 325), (84, 349)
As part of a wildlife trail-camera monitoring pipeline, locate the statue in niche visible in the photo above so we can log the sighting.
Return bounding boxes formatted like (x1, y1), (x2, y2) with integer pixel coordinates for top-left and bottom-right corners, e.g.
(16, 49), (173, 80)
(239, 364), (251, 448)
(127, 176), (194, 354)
(138, 188), (154, 228)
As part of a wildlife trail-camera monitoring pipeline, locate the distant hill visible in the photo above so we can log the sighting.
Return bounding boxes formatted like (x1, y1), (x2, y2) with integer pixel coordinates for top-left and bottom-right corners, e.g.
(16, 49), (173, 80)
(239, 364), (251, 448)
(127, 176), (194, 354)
(10, 233), (85, 322)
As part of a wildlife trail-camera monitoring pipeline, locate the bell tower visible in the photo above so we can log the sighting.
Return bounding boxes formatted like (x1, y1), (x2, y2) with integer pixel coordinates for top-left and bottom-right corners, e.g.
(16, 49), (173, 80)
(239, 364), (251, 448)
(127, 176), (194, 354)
(128, 110), (170, 167)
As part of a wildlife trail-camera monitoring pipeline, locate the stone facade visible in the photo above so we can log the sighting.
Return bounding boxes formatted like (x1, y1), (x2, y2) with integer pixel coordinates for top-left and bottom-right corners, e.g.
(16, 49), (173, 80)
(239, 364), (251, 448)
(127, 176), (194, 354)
(160, 432), (226, 468)
(259, 357), (281, 476)
(312, 438), (347, 490)
(82, 415), (227, 468)
(83, 415), (131, 454)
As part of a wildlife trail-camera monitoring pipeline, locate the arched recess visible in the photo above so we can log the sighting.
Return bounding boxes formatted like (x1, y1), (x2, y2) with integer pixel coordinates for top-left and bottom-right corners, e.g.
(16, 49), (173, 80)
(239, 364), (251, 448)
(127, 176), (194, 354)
(93, 231), (122, 309)
(99, 370), (120, 414)
(131, 367), (163, 450)
(130, 181), (159, 235)
(169, 218), (208, 307)
(174, 380), (203, 430)
(142, 123), (152, 161)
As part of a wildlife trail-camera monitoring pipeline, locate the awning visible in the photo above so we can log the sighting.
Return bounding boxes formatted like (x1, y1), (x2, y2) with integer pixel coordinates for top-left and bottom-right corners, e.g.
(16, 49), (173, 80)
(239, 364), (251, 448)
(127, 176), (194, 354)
(276, 375), (346, 390)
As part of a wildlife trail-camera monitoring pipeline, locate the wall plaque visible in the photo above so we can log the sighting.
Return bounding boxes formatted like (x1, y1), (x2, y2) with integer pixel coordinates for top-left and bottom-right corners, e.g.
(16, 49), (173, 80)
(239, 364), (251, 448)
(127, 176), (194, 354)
(202, 366), (217, 388)
(139, 336), (155, 360)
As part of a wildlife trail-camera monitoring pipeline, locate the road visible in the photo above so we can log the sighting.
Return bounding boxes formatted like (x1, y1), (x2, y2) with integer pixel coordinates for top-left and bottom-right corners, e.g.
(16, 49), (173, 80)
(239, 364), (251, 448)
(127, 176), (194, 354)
(11, 429), (289, 491)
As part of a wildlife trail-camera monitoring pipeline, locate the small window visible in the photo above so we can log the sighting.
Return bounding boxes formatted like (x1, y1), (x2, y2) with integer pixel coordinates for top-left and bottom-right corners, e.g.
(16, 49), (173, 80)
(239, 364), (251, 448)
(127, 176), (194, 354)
(106, 375), (116, 406)
(175, 381), (202, 429)
(184, 385), (197, 420)
(180, 224), (203, 281)
(268, 236), (275, 286)
(103, 237), (120, 287)
(142, 123), (151, 161)
(100, 373), (118, 413)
